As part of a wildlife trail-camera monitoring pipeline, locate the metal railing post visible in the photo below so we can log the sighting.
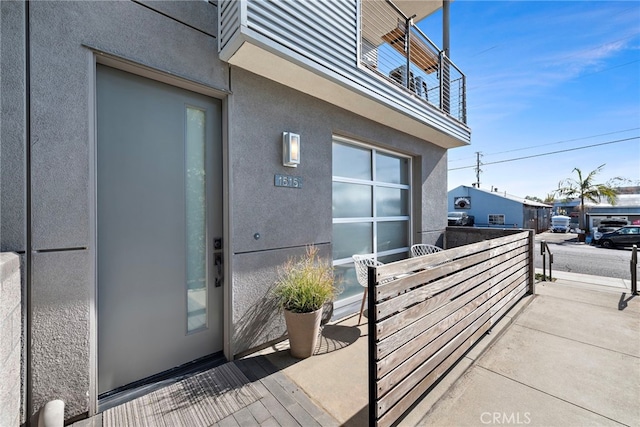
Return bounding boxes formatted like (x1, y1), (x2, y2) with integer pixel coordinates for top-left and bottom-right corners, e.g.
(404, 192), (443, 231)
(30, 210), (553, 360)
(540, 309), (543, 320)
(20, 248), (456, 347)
(438, 52), (444, 111)
(539, 240), (553, 282)
(442, 54), (451, 114)
(541, 240), (547, 281)
(404, 17), (411, 90)
(461, 74), (467, 123)
(632, 245), (638, 295)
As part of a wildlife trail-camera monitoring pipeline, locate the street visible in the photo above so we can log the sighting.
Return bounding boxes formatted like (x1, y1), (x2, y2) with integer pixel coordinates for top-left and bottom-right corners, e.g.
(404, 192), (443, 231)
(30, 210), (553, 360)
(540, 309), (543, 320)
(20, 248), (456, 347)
(534, 231), (637, 279)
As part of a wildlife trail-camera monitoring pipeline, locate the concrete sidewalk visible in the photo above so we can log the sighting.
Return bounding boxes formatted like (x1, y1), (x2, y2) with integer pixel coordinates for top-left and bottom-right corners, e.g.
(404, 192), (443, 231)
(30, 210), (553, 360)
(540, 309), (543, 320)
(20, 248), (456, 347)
(400, 272), (640, 427)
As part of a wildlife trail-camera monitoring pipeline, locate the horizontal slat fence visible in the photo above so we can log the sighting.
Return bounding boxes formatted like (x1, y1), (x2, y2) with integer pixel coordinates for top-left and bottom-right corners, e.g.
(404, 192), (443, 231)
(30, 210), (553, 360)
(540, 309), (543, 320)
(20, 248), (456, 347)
(368, 231), (534, 427)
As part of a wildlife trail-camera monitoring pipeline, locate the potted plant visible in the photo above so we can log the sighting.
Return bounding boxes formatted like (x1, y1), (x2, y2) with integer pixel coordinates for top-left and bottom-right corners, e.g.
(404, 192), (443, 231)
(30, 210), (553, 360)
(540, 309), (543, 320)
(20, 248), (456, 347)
(272, 245), (339, 358)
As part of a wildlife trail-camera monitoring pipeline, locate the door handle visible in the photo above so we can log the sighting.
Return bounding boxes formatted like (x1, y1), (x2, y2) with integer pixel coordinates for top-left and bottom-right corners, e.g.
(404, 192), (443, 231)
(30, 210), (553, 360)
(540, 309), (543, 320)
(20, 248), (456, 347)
(214, 253), (223, 287)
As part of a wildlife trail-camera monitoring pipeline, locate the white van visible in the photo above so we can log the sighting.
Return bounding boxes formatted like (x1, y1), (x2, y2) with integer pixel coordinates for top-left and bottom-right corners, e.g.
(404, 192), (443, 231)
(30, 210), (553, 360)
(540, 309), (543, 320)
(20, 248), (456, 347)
(550, 215), (571, 233)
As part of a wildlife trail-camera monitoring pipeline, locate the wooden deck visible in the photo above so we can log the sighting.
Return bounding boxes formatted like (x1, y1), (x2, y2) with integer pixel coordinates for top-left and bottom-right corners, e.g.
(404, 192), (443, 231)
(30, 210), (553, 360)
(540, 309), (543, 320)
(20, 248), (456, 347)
(83, 356), (338, 427)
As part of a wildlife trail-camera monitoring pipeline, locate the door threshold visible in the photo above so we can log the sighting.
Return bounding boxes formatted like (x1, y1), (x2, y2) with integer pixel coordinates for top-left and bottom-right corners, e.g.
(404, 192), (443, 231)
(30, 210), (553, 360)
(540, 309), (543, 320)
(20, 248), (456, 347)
(98, 352), (226, 413)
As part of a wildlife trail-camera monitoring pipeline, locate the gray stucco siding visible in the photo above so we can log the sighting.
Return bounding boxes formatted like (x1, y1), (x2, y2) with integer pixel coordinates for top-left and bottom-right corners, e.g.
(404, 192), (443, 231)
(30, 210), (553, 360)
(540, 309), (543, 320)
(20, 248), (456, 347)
(137, 0), (218, 37)
(1, 1), (27, 252)
(229, 66), (447, 255)
(417, 150), (448, 247)
(29, 0), (227, 250)
(228, 67), (447, 354)
(30, 250), (91, 420)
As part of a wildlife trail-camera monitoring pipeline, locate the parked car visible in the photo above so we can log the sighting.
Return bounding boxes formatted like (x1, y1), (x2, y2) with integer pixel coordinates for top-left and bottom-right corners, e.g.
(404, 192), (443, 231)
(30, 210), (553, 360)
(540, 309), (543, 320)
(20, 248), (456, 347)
(593, 219), (628, 240)
(596, 226), (640, 249)
(448, 212), (475, 226)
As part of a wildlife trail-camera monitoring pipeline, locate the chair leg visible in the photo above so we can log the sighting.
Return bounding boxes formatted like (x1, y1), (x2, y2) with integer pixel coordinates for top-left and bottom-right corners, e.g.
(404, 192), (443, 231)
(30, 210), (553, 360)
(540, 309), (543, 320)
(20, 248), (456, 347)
(358, 288), (368, 325)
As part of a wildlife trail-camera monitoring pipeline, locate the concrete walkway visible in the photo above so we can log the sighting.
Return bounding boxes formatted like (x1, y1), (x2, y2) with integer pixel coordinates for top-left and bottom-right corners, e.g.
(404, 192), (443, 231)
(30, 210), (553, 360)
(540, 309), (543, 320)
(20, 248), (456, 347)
(73, 271), (639, 426)
(401, 271), (640, 427)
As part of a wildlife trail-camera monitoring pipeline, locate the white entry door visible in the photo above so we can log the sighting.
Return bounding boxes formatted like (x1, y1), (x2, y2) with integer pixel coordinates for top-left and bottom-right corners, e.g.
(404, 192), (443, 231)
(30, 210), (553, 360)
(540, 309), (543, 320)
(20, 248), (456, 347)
(97, 65), (223, 394)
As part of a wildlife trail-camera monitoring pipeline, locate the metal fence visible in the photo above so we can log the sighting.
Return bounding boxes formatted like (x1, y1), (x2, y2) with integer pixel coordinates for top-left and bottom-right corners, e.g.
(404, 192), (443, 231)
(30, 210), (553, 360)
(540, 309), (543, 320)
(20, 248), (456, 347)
(360, 0), (466, 123)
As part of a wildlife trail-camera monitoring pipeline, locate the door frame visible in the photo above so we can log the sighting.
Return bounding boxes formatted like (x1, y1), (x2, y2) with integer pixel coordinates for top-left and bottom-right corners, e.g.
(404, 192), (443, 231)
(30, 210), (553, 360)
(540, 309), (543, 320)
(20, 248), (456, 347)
(88, 49), (232, 416)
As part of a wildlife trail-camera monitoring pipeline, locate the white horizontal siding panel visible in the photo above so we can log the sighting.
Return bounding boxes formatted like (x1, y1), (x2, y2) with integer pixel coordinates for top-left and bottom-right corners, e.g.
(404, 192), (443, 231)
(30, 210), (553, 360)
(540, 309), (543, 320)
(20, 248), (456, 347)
(219, 0), (242, 51)
(247, 0), (357, 67)
(248, 14), (355, 72)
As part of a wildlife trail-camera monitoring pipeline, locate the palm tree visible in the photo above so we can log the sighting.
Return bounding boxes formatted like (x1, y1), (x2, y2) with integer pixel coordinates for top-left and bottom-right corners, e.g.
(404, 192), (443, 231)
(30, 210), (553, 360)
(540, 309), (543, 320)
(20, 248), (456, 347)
(555, 164), (621, 231)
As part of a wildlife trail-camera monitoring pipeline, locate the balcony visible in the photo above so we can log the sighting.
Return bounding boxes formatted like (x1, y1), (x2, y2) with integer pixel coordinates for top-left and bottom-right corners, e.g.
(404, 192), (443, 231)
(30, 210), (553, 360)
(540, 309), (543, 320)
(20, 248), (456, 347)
(361, 0), (466, 123)
(218, 0), (470, 148)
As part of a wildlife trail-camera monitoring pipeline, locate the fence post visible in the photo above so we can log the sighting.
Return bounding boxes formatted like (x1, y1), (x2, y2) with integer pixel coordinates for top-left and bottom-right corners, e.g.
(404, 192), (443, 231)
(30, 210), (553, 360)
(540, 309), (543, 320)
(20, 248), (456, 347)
(632, 245), (637, 295)
(367, 265), (378, 426)
(528, 230), (535, 294)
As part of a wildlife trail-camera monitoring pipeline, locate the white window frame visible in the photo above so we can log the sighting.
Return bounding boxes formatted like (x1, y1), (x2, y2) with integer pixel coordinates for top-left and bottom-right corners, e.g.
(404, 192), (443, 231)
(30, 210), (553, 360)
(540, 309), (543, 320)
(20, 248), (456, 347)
(331, 135), (412, 310)
(488, 214), (505, 226)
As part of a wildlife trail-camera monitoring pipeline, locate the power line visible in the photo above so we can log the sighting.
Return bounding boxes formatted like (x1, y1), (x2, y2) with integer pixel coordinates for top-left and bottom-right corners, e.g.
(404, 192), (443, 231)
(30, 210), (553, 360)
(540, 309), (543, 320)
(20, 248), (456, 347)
(448, 136), (639, 171)
(449, 127), (640, 162)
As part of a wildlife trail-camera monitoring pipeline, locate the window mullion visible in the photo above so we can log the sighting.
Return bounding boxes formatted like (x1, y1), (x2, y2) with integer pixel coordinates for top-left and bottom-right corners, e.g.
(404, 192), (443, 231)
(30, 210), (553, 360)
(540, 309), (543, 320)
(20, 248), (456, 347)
(371, 149), (377, 258)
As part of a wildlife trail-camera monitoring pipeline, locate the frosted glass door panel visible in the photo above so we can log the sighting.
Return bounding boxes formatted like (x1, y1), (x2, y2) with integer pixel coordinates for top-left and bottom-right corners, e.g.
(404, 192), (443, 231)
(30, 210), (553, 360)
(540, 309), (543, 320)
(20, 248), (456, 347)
(334, 264), (361, 299)
(377, 221), (409, 252)
(332, 182), (372, 218)
(376, 152), (409, 184)
(332, 223), (372, 259)
(376, 187), (409, 217)
(333, 142), (372, 180)
(186, 107), (207, 332)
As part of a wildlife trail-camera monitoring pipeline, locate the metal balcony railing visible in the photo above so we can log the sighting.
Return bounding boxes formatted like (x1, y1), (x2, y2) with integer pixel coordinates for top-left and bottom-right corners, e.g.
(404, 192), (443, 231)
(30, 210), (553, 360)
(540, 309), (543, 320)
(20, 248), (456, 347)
(360, 0), (467, 124)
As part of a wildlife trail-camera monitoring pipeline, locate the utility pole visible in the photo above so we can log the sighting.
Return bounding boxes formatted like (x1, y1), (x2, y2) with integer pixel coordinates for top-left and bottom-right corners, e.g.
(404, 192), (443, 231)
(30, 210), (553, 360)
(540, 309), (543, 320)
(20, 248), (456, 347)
(474, 152), (482, 188)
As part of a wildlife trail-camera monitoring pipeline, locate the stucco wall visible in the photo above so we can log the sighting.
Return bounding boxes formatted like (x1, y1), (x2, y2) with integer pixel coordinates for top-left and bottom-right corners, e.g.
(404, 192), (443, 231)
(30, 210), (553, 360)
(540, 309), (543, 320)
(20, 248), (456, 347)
(228, 67), (447, 355)
(445, 226), (531, 249)
(0, 253), (22, 427)
(1, 1), (26, 252)
(2, 0), (226, 420)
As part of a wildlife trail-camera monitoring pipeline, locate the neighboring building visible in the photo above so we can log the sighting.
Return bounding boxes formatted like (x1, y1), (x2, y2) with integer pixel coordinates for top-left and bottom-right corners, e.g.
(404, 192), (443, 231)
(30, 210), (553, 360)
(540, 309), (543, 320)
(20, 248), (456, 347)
(553, 187), (640, 230)
(448, 186), (552, 232)
(0, 0), (470, 422)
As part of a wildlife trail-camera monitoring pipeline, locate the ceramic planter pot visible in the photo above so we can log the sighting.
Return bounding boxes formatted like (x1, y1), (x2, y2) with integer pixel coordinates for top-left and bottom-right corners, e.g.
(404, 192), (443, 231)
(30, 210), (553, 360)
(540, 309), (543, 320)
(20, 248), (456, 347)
(283, 308), (322, 359)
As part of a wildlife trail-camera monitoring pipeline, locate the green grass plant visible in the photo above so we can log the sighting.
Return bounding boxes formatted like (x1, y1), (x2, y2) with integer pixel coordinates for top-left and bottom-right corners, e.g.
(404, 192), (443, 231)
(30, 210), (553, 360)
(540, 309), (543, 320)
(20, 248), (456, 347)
(272, 245), (339, 313)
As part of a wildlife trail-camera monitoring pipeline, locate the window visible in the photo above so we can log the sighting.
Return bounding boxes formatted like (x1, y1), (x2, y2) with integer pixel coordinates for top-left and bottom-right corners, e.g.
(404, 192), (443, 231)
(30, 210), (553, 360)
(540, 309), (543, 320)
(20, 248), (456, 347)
(186, 106), (207, 333)
(488, 214), (505, 226)
(332, 137), (411, 306)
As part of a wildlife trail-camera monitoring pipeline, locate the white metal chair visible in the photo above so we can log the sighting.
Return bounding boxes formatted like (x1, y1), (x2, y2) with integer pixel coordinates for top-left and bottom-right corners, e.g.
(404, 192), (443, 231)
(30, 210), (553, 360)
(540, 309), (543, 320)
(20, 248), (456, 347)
(352, 254), (383, 325)
(410, 244), (443, 257)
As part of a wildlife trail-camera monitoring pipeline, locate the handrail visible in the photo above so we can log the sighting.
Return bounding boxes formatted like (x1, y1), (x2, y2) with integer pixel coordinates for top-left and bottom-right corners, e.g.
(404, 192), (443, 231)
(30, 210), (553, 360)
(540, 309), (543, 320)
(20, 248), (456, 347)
(632, 245), (637, 295)
(540, 240), (553, 281)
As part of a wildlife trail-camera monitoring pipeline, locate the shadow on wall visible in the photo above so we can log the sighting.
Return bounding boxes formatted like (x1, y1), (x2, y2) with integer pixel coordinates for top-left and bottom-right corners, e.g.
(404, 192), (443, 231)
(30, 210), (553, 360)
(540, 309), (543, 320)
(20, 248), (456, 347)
(233, 285), (284, 357)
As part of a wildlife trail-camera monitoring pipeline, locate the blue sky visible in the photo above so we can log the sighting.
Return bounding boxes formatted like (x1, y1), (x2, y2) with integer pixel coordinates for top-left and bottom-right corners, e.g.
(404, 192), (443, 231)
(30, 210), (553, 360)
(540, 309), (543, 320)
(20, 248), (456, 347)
(420, 1), (640, 199)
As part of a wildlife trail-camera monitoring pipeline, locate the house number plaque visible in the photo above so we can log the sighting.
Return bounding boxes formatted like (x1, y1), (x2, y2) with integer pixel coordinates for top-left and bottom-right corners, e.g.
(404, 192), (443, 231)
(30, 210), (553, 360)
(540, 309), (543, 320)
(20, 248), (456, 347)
(274, 174), (303, 189)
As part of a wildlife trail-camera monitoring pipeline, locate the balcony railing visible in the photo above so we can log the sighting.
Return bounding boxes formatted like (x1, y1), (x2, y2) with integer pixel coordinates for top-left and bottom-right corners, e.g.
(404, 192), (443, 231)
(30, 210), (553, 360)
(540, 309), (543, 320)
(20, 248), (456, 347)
(361, 0), (467, 124)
